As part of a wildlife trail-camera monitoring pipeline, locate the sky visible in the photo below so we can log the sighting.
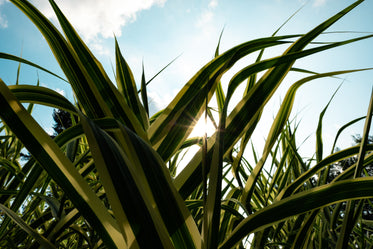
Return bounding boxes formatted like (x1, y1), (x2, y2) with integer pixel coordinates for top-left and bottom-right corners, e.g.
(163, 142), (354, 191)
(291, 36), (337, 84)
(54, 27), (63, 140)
(0, 0), (372, 161)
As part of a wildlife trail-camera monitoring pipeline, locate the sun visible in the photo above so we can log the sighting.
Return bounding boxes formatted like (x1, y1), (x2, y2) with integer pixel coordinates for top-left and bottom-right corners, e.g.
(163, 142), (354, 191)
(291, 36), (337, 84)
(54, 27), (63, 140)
(190, 116), (216, 137)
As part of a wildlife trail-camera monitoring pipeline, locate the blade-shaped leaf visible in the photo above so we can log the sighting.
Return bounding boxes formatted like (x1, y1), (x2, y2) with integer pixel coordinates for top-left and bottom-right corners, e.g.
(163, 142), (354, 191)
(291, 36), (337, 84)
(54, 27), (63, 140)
(141, 62), (149, 116)
(175, 1), (369, 199)
(80, 116), (203, 248)
(9, 85), (76, 113)
(10, 0), (111, 119)
(149, 35), (298, 161)
(316, 84), (342, 164)
(48, 0), (148, 137)
(0, 203), (56, 249)
(0, 79), (126, 248)
(336, 87), (373, 249)
(115, 38), (149, 130)
(0, 52), (67, 83)
(242, 69), (371, 207)
(220, 177), (373, 249)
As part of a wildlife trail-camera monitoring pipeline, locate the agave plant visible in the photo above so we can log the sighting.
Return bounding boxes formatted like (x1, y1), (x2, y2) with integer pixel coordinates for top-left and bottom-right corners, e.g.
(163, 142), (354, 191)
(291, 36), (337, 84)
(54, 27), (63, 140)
(0, 0), (372, 248)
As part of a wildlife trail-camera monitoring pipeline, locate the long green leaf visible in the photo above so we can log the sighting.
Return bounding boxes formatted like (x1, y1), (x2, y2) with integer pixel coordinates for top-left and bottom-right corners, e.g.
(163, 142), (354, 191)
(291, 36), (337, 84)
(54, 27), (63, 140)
(331, 116), (366, 153)
(10, 0), (111, 119)
(0, 159), (43, 237)
(243, 69), (370, 207)
(175, 0), (368, 200)
(141, 62), (149, 116)
(115, 38), (149, 130)
(9, 85), (76, 113)
(277, 144), (373, 200)
(316, 84), (342, 164)
(204, 103), (225, 249)
(353, 87), (373, 177)
(219, 177), (373, 249)
(80, 116), (202, 248)
(0, 203), (56, 249)
(290, 210), (319, 249)
(0, 52), (67, 82)
(48, 0), (148, 138)
(149, 35), (298, 161)
(0, 79), (126, 248)
(80, 115), (167, 249)
(336, 87), (373, 249)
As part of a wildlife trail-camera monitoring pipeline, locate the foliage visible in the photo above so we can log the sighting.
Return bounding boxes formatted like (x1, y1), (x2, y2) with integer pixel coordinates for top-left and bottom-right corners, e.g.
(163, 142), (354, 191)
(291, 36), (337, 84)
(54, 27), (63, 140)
(51, 109), (76, 137)
(0, 0), (372, 248)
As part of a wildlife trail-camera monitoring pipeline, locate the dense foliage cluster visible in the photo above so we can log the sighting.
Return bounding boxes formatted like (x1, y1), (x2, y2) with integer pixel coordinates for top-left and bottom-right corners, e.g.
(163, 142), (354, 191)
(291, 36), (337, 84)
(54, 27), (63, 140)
(0, 0), (372, 248)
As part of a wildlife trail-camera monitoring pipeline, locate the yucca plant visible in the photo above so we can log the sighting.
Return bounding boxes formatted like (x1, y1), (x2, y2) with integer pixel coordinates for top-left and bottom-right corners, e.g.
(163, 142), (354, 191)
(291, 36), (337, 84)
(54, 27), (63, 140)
(0, 0), (373, 248)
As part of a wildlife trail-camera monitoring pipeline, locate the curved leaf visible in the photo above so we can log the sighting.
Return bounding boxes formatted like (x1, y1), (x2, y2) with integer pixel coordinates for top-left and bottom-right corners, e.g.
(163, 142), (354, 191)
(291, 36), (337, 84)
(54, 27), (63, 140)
(80, 116), (202, 248)
(220, 177), (373, 249)
(0, 203), (56, 249)
(0, 52), (67, 83)
(0, 79), (126, 248)
(9, 85), (76, 113)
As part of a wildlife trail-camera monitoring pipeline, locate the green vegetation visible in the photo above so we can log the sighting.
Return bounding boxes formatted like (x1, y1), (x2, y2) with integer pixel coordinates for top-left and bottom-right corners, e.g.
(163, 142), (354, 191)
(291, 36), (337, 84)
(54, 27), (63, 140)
(0, 0), (372, 248)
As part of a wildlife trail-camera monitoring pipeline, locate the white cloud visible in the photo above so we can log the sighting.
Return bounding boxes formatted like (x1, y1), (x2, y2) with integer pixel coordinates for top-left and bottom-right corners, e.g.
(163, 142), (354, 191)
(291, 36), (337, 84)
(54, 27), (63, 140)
(196, 0), (218, 27)
(88, 38), (110, 56)
(313, 0), (327, 7)
(45, 127), (55, 136)
(31, 0), (166, 41)
(208, 0), (218, 8)
(196, 10), (214, 27)
(0, 0), (8, 28)
(55, 88), (65, 96)
(0, 13), (7, 28)
(147, 89), (178, 111)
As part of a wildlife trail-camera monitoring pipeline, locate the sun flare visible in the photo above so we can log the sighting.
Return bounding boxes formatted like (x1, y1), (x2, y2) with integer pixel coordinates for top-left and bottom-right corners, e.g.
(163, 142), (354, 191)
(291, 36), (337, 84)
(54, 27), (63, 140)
(190, 117), (216, 137)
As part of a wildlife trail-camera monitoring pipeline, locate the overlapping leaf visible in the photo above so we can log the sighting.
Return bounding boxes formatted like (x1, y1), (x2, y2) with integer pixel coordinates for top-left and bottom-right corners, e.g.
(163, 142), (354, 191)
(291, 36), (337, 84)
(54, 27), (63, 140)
(0, 79), (126, 248)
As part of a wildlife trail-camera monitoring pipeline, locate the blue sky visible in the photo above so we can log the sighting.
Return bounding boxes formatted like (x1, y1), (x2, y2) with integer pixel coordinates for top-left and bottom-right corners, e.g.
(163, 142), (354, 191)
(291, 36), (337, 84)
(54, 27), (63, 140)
(0, 0), (372, 159)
